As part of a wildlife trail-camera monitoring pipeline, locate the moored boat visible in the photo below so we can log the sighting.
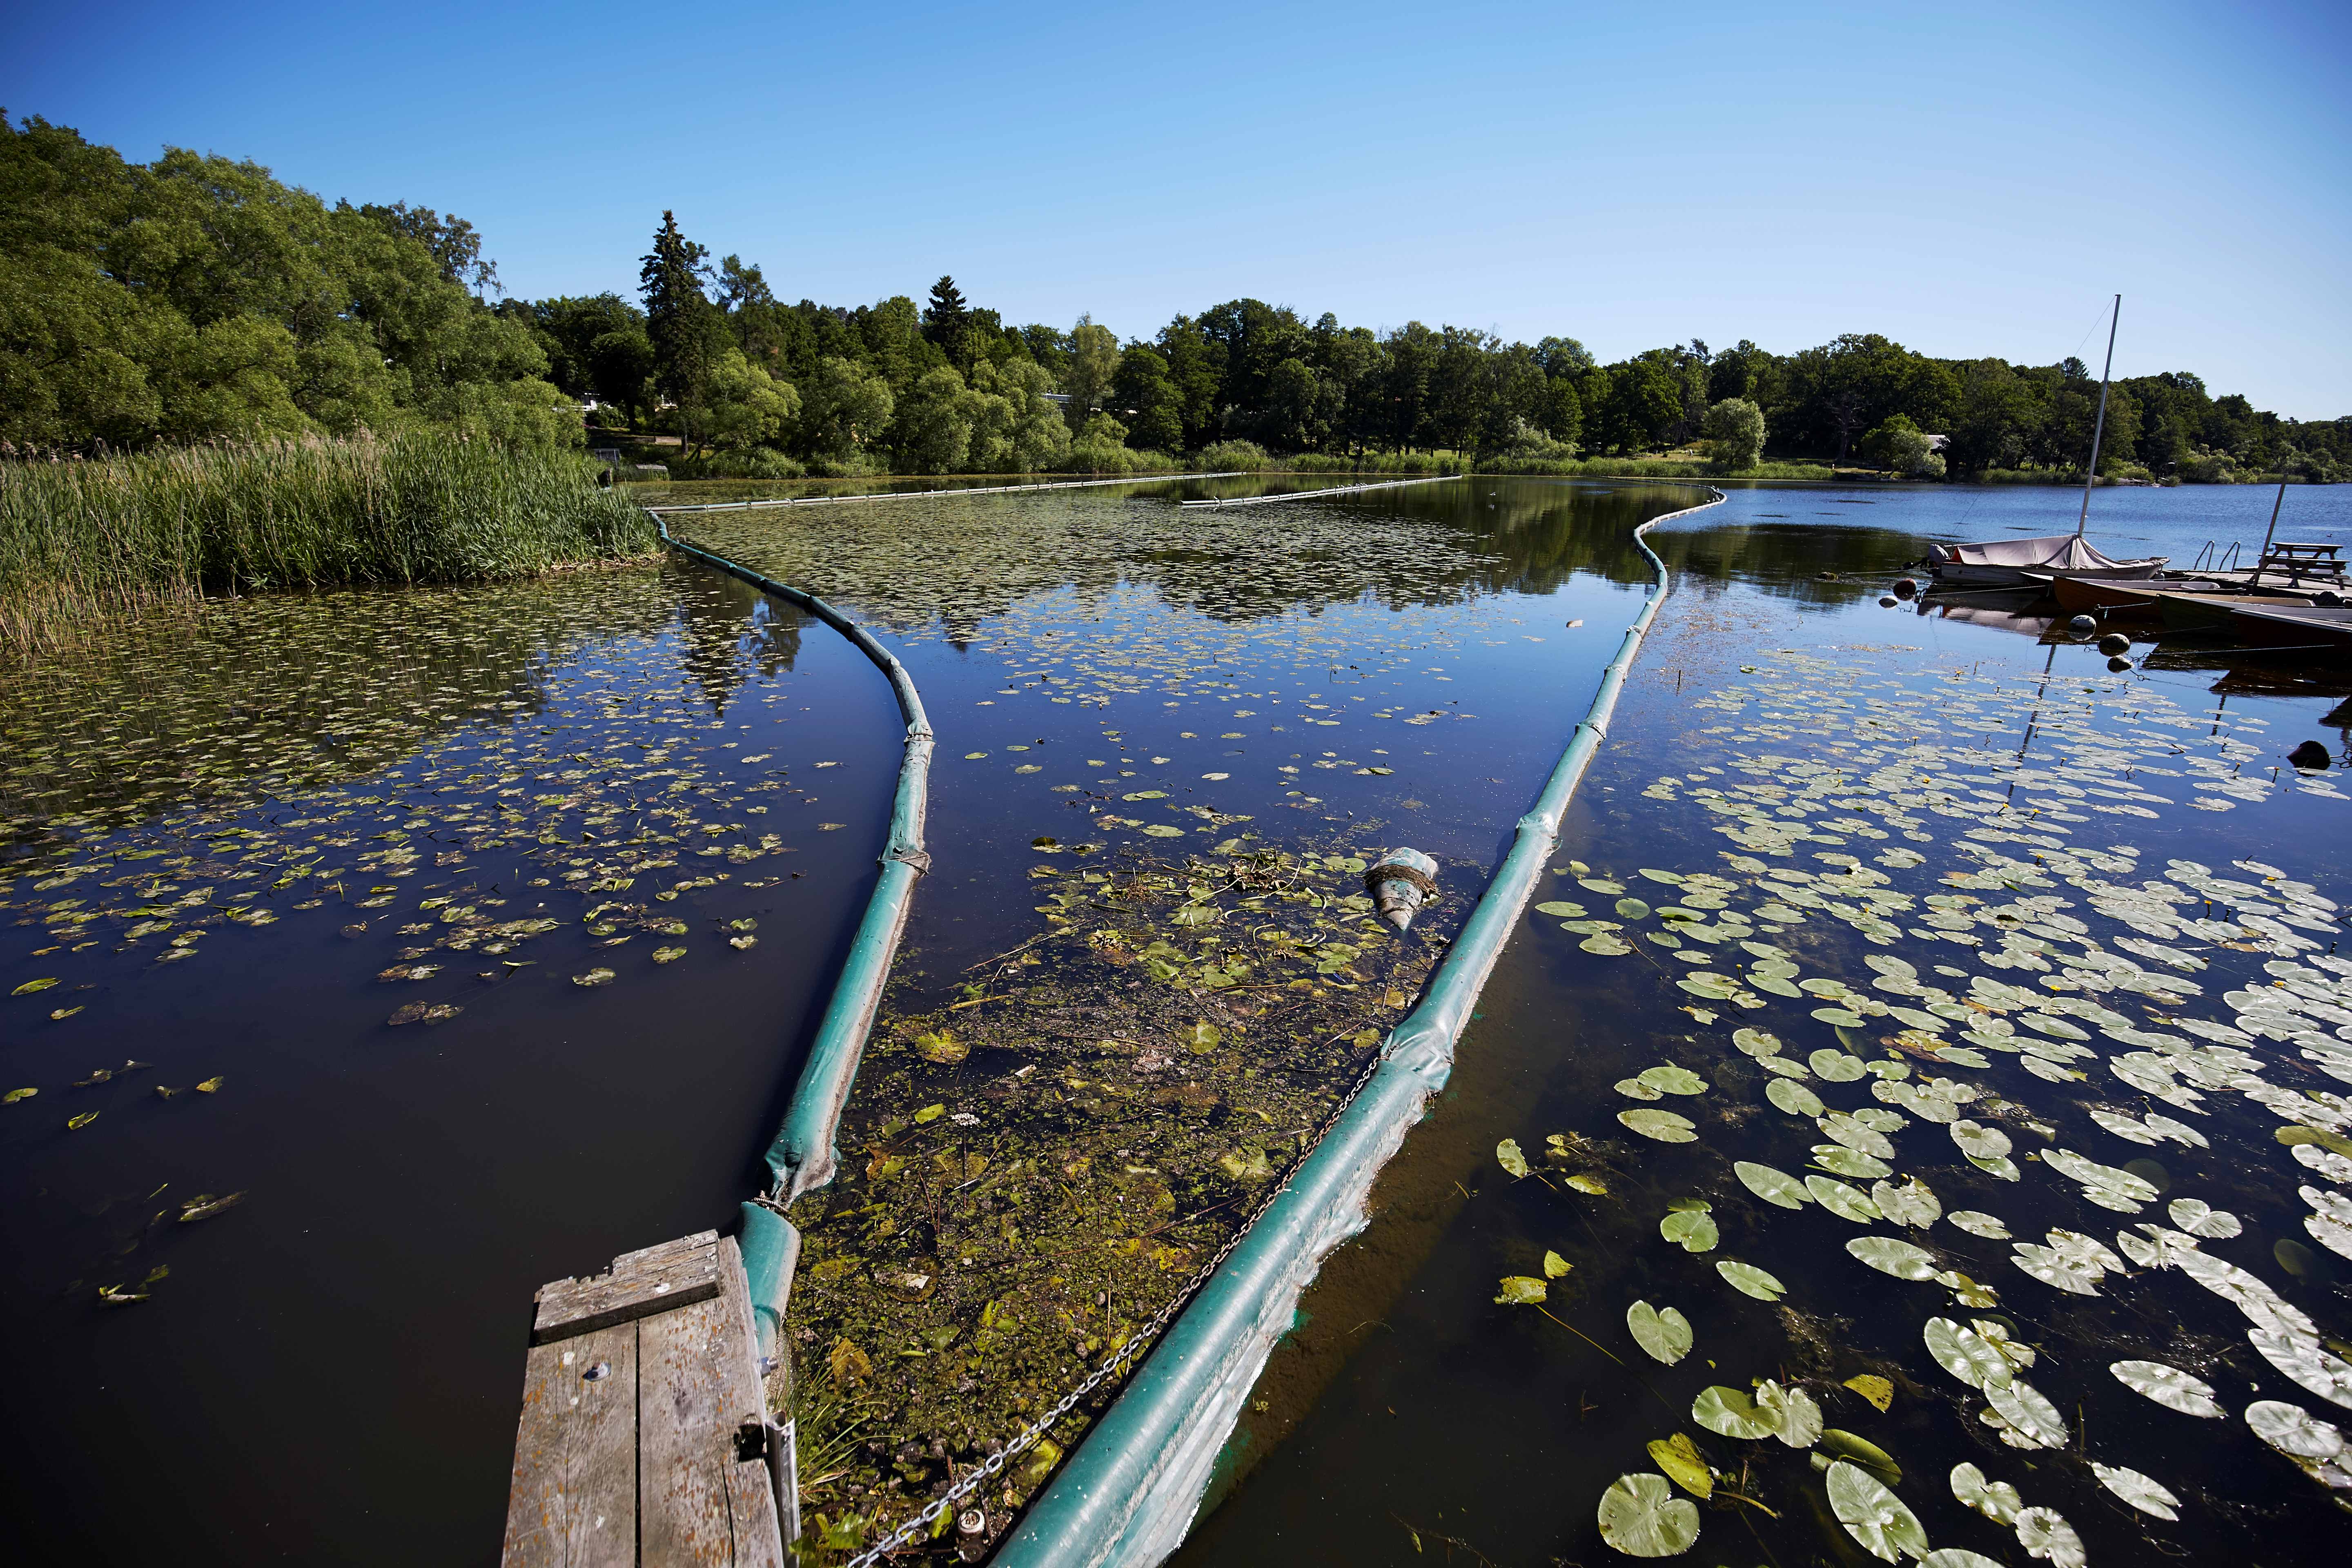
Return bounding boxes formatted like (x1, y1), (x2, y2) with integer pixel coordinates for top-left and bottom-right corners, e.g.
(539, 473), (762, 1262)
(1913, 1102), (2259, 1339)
(2042, 572), (2219, 617)
(1929, 533), (2165, 588)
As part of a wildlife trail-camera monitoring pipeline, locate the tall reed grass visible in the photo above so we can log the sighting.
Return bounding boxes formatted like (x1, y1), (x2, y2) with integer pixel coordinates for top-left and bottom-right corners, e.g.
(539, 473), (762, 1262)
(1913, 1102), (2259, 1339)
(1, 434), (655, 655)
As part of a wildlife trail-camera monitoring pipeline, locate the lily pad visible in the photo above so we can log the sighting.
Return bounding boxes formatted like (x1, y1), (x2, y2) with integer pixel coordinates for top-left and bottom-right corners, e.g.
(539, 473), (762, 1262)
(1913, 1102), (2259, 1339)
(1950, 1120), (2011, 1160)
(1645, 1432), (1713, 1499)
(2167, 1197), (2242, 1238)
(1731, 1026), (1782, 1058)
(1820, 1114), (1896, 1160)
(1950, 1461), (2022, 1524)
(1735, 1160), (1810, 1209)
(2013, 1506), (2085, 1567)
(1543, 1250), (1573, 1278)
(1809, 1175), (1883, 1223)
(1811, 1049), (1868, 1081)
(1827, 1459), (1929, 1564)
(1627, 1300), (1694, 1365)
(1766, 1078), (1824, 1116)
(1849, 1236), (1938, 1281)
(1820, 1423), (1900, 1479)
(1619, 1109), (1698, 1143)
(1811, 1144), (1893, 1180)
(1660, 1209), (1719, 1253)
(2090, 1462), (2180, 1520)
(1496, 1138), (1529, 1178)
(1757, 1380), (1823, 1447)
(2246, 1398), (2344, 1459)
(1615, 1077), (1664, 1101)
(1638, 1064), (1708, 1095)
(1986, 1378), (2069, 1449)
(1494, 1275), (1548, 1305)
(1871, 1176), (1940, 1229)
(1947, 1210), (2010, 1239)
(1692, 1384), (1776, 1440)
(1715, 1259), (1786, 1301)
(1926, 1317), (2013, 1390)
(1595, 1472), (1699, 1558)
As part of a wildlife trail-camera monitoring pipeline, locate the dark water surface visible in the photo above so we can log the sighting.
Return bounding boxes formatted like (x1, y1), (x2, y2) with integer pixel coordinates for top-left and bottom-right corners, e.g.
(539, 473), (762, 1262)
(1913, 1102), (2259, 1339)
(0, 562), (903, 1562)
(1178, 481), (2352, 1568)
(4, 477), (2347, 1564)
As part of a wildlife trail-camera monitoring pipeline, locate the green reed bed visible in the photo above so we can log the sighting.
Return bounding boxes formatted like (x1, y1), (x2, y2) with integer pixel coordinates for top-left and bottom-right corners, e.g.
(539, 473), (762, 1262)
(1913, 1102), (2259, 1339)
(0, 435), (655, 654)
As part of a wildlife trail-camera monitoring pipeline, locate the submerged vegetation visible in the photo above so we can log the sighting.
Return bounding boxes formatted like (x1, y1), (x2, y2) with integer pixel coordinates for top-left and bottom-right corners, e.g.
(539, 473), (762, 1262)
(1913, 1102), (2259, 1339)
(789, 841), (1454, 1558)
(0, 434), (652, 654)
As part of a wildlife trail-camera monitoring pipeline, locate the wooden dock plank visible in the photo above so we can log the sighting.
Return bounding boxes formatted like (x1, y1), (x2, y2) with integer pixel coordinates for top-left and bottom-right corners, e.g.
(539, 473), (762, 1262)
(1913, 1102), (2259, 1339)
(535, 1233), (720, 1345)
(506, 1232), (783, 1566)
(715, 1238), (787, 1568)
(640, 1294), (735, 1564)
(503, 1323), (637, 1568)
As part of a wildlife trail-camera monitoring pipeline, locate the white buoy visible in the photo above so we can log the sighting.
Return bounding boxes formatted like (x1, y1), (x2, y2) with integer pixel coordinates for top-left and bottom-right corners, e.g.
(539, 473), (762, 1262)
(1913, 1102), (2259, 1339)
(1368, 847), (1439, 931)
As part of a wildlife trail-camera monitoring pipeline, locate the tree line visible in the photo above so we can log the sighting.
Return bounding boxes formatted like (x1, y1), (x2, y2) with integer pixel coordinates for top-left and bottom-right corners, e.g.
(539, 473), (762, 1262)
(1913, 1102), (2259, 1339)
(4, 115), (2343, 482)
(0, 114), (580, 454)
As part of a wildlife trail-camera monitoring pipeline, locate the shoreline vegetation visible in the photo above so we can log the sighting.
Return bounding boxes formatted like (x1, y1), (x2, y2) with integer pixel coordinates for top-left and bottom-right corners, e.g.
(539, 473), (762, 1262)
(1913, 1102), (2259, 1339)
(8, 113), (2344, 491)
(0, 435), (651, 655)
(5, 108), (2343, 653)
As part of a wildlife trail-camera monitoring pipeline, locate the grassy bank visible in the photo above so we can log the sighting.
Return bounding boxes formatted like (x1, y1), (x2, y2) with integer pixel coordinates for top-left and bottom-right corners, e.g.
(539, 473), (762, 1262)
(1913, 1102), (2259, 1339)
(1210, 445), (1833, 481)
(1, 435), (655, 655)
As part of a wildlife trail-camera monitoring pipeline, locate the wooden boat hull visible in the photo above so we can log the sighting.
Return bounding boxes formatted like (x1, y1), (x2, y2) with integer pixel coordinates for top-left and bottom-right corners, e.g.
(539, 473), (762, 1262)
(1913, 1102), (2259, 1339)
(2046, 576), (2220, 617)
(2155, 592), (2328, 633)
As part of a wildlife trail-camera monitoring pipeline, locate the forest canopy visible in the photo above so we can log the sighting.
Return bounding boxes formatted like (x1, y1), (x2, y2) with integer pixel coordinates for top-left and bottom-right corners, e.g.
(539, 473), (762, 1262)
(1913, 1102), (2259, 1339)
(4, 113), (2344, 482)
(0, 114), (575, 452)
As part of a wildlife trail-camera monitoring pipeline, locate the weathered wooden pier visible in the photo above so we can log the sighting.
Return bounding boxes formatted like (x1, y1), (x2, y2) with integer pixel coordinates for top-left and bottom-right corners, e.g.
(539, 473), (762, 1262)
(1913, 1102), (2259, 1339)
(502, 1232), (796, 1566)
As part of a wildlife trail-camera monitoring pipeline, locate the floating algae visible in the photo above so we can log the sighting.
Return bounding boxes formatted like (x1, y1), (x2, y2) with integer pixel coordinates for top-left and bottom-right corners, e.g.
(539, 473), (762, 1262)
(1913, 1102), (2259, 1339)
(784, 837), (1457, 1551)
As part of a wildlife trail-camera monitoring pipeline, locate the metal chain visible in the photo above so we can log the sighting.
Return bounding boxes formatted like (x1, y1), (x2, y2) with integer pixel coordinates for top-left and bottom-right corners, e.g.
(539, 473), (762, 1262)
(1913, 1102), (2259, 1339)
(841, 1046), (1391, 1566)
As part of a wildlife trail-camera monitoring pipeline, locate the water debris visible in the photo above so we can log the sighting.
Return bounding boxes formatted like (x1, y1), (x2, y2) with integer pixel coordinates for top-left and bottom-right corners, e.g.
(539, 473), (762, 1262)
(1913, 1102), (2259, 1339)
(1367, 846), (1437, 931)
(783, 839), (1452, 1528)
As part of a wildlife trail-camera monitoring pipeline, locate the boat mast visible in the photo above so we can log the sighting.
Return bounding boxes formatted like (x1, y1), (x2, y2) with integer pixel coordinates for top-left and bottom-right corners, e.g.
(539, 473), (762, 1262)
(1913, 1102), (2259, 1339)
(2252, 478), (2286, 586)
(2074, 293), (2121, 539)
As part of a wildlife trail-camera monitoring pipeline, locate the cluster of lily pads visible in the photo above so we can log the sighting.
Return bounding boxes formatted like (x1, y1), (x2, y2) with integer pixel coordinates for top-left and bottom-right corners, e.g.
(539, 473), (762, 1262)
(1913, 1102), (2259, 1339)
(1494, 646), (2351, 1560)
(1, 565), (830, 1298)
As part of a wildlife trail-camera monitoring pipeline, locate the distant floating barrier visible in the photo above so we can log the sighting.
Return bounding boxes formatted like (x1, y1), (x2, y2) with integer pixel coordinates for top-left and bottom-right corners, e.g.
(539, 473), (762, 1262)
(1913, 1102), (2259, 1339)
(644, 472), (1241, 514)
(1176, 472), (1465, 508)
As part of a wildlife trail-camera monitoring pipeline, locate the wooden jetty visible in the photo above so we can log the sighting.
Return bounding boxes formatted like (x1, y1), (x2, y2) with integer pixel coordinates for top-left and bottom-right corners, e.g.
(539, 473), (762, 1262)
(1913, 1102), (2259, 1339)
(503, 1231), (795, 1566)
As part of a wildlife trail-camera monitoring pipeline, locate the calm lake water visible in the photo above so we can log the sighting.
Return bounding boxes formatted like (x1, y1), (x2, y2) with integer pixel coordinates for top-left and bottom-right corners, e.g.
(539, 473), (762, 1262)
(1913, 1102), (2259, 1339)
(2, 476), (2347, 1564)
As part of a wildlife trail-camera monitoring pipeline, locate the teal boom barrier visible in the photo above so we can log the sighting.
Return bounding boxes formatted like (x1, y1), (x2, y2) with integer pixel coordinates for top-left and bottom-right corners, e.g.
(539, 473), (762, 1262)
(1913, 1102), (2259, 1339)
(653, 515), (934, 1353)
(991, 488), (1725, 1568)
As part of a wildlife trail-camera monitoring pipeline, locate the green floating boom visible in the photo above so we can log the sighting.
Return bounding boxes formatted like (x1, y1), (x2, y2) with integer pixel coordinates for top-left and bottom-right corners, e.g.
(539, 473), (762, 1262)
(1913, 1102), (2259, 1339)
(654, 516), (934, 1223)
(993, 489), (1726, 1568)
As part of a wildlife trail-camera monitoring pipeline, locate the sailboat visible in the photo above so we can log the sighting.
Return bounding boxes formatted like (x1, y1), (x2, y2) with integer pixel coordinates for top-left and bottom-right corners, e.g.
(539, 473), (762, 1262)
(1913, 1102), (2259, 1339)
(1927, 295), (2167, 588)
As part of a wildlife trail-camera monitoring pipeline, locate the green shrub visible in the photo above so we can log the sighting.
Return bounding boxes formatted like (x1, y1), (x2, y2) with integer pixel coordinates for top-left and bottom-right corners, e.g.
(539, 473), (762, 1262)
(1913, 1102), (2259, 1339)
(1191, 439), (1271, 472)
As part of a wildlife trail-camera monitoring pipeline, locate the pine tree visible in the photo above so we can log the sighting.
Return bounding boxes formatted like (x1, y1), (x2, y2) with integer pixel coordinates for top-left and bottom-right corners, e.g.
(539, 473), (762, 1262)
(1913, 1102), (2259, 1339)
(922, 275), (970, 364)
(639, 211), (719, 410)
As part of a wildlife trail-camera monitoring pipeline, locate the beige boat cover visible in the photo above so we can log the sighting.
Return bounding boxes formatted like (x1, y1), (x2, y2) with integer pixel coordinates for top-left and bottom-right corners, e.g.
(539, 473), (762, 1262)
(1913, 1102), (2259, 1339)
(1936, 534), (2146, 570)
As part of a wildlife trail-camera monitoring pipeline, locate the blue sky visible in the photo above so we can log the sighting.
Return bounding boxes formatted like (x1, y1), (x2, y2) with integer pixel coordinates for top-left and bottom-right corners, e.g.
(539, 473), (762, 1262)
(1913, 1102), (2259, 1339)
(7, 0), (2347, 415)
